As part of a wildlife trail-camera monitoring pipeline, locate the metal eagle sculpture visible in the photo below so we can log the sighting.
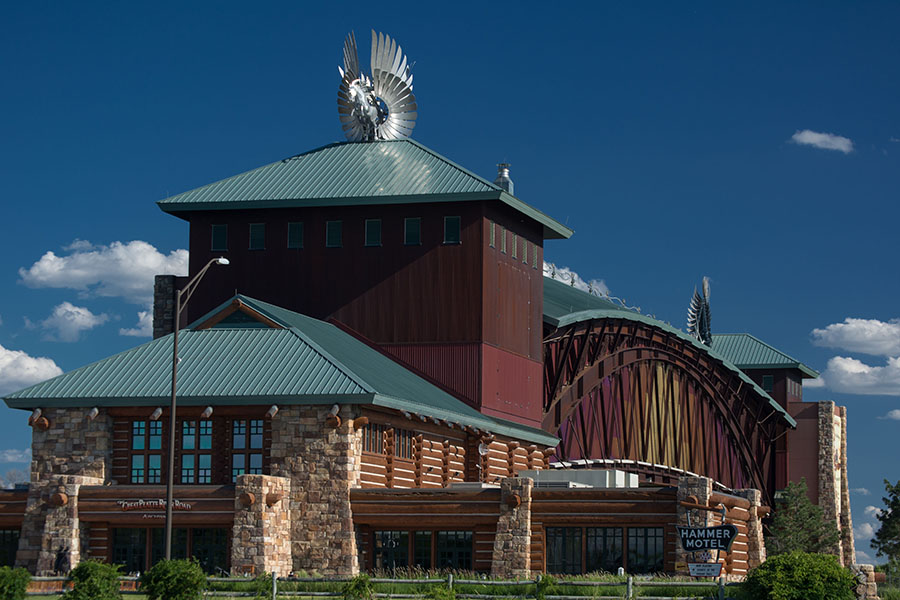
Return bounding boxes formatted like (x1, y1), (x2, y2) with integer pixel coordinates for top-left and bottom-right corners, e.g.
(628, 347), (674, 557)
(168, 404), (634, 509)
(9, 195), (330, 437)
(337, 31), (417, 142)
(686, 276), (712, 346)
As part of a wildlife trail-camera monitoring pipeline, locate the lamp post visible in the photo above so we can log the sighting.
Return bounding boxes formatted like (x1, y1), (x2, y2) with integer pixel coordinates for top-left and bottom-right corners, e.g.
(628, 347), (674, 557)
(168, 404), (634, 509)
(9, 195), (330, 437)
(165, 256), (229, 560)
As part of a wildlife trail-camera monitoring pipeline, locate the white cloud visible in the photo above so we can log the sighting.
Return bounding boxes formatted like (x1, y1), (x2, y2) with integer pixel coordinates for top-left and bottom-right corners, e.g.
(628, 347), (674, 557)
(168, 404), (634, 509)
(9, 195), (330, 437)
(40, 302), (109, 342)
(856, 549), (873, 563)
(791, 129), (854, 154)
(879, 409), (900, 421)
(854, 522), (876, 540)
(543, 261), (610, 296)
(119, 310), (152, 337)
(819, 355), (900, 396)
(0, 343), (63, 396)
(0, 448), (31, 463)
(19, 240), (188, 305)
(864, 505), (885, 518)
(851, 487), (871, 496)
(804, 377), (826, 388)
(811, 318), (900, 356)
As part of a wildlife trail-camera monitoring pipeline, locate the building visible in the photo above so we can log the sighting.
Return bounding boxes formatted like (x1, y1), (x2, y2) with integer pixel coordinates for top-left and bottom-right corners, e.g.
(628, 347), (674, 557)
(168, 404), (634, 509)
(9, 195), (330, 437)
(0, 138), (849, 577)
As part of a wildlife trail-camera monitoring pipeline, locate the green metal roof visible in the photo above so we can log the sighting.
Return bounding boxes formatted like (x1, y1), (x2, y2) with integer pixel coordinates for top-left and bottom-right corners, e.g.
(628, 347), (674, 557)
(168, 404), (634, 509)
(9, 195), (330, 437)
(542, 277), (797, 428)
(710, 334), (819, 379)
(5, 296), (557, 446)
(157, 139), (573, 240)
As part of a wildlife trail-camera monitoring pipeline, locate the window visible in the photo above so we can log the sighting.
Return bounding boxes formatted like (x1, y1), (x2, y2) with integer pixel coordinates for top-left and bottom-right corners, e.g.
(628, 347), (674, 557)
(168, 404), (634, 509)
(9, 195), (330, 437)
(249, 223), (265, 250)
(181, 420), (213, 484)
(436, 531), (472, 570)
(113, 527), (227, 574)
(0, 529), (19, 567)
(500, 227), (507, 253)
(362, 423), (384, 454)
(547, 527), (582, 574)
(374, 530), (409, 570)
(489, 221), (495, 248)
(533, 243), (538, 269)
(762, 375), (774, 393)
(522, 240), (528, 264)
(231, 419), (264, 481)
(414, 531), (432, 569)
(113, 528), (147, 573)
(627, 527), (664, 574)
(443, 216), (461, 244)
(404, 217), (421, 245)
(512, 233), (518, 258)
(131, 420), (163, 484)
(326, 221), (342, 248)
(365, 219), (382, 246)
(394, 428), (414, 459)
(288, 222), (304, 249)
(586, 527), (623, 573)
(211, 225), (227, 251)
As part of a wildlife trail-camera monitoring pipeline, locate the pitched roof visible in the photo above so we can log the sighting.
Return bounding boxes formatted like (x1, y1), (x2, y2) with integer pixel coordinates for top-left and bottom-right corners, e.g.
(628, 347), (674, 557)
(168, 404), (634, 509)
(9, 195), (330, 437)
(711, 333), (819, 378)
(4, 296), (557, 446)
(542, 277), (797, 428)
(157, 139), (573, 240)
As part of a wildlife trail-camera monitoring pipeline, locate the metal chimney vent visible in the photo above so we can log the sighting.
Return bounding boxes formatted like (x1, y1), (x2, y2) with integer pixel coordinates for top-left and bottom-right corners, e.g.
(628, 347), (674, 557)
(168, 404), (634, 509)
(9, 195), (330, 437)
(494, 163), (514, 195)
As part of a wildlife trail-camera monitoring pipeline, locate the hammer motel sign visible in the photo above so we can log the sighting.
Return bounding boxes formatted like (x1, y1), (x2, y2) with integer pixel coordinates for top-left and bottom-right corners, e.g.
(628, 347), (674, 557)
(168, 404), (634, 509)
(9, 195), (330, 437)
(677, 524), (738, 552)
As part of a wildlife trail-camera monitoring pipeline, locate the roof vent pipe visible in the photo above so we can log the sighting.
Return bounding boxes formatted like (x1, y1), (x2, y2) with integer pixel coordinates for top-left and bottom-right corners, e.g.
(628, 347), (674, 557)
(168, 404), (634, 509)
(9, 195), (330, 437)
(494, 163), (514, 195)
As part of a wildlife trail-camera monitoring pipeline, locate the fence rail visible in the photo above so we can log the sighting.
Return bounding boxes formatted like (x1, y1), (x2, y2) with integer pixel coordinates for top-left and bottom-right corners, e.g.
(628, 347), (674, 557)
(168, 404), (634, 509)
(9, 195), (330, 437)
(26, 573), (739, 599)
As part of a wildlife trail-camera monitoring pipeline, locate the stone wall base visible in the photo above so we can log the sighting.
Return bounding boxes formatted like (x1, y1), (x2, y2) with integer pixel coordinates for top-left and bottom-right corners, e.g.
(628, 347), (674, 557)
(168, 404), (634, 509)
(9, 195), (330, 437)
(231, 474), (292, 576)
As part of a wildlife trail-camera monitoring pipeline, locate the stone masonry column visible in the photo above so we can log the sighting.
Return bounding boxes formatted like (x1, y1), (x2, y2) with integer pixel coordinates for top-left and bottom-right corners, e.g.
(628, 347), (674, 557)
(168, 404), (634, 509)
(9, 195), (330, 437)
(839, 406), (856, 567)
(270, 405), (362, 576)
(491, 477), (533, 578)
(231, 474), (292, 576)
(30, 476), (103, 575)
(734, 488), (766, 569)
(675, 476), (714, 573)
(818, 401), (844, 563)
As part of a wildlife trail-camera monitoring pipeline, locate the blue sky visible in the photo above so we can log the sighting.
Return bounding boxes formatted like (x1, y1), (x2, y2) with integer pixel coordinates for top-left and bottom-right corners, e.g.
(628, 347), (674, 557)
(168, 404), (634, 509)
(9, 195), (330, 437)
(2, 2), (898, 562)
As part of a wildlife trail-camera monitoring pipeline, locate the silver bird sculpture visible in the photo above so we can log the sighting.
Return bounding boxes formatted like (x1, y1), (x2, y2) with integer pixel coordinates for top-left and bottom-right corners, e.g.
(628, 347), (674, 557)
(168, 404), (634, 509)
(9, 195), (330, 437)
(686, 276), (712, 346)
(337, 31), (417, 142)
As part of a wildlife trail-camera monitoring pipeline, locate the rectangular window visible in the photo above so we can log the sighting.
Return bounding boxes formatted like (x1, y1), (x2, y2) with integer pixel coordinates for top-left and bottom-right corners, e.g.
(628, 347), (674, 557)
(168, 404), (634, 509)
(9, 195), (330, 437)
(414, 531), (432, 569)
(231, 419), (266, 482)
(232, 454), (245, 481)
(500, 227), (506, 253)
(131, 455), (145, 484)
(131, 420), (163, 484)
(249, 223), (265, 250)
(586, 527), (623, 573)
(287, 222), (304, 249)
(211, 224), (228, 251)
(0, 529), (20, 568)
(546, 527), (582, 574)
(362, 423), (384, 454)
(533, 243), (538, 269)
(522, 240), (528, 264)
(627, 527), (664, 574)
(132, 422), (146, 450)
(489, 221), (495, 248)
(374, 531), (409, 570)
(326, 221), (342, 248)
(198, 454), (212, 483)
(762, 375), (774, 393)
(181, 455), (195, 484)
(147, 455), (161, 484)
(435, 531), (472, 570)
(394, 428), (414, 460)
(365, 219), (382, 247)
(443, 216), (461, 244)
(404, 217), (421, 246)
(149, 421), (162, 450)
(512, 233), (518, 258)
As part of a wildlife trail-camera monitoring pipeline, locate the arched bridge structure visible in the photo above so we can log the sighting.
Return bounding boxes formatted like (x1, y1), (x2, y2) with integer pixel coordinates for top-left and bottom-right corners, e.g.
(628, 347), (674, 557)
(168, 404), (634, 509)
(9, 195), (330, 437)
(542, 278), (795, 506)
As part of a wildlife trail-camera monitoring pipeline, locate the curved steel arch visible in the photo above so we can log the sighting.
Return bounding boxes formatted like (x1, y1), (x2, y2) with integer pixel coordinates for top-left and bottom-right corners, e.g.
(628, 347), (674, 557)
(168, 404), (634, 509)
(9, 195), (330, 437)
(543, 317), (790, 505)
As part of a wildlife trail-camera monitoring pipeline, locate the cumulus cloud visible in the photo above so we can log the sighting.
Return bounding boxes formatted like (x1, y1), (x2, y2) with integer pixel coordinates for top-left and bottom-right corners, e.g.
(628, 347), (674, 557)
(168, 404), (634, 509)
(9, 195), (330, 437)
(0, 343), (63, 396)
(40, 302), (109, 342)
(856, 549), (873, 563)
(854, 522), (876, 540)
(791, 129), (854, 153)
(0, 448), (31, 463)
(804, 377), (826, 388)
(19, 240), (188, 305)
(543, 261), (610, 296)
(851, 488), (871, 496)
(864, 505), (885, 518)
(812, 318), (900, 356)
(879, 409), (900, 421)
(119, 310), (152, 337)
(818, 355), (900, 396)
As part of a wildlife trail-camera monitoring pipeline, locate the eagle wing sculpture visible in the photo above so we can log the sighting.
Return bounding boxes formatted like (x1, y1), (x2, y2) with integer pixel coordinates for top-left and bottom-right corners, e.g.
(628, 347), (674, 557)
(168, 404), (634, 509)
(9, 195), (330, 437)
(338, 31), (417, 142)
(686, 276), (712, 346)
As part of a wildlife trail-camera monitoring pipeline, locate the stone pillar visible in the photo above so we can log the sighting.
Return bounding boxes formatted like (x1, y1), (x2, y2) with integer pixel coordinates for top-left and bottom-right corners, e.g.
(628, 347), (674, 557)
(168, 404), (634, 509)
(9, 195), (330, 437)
(734, 488), (766, 569)
(839, 407), (856, 566)
(269, 405), (361, 576)
(852, 564), (880, 600)
(152, 274), (188, 339)
(17, 407), (112, 572)
(675, 476), (714, 573)
(818, 401), (845, 562)
(231, 475), (292, 576)
(491, 477), (533, 578)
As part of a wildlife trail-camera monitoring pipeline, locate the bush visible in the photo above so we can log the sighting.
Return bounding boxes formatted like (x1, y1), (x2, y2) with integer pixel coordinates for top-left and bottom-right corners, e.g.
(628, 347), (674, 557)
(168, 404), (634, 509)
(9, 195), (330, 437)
(139, 558), (207, 600)
(65, 560), (121, 600)
(739, 552), (856, 600)
(342, 574), (375, 600)
(0, 566), (31, 600)
(424, 583), (456, 600)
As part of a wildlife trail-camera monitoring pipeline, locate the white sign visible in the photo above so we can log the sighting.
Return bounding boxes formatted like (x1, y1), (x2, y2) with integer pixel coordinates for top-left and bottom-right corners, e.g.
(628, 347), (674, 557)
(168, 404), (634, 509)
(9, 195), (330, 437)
(688, 562), (722, 577)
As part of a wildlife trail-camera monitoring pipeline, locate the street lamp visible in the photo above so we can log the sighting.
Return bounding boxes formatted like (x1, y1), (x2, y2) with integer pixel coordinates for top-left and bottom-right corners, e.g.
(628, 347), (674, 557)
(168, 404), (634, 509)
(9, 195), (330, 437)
(165, 256), (229, 560)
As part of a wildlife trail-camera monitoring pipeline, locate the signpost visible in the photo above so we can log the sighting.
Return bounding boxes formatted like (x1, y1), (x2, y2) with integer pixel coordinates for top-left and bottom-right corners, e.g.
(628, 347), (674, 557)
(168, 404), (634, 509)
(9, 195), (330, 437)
(677, 524), (737, 578)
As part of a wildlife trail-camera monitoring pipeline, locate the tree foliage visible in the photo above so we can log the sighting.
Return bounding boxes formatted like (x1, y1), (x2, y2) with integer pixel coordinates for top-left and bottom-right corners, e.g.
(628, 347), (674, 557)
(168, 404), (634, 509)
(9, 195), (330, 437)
(738, 552), (855, 600)
(766, 479), (841, 555)
(65, 560), (122, 600)
(0, 566), (31, 600)
(873, 479), (900, 560)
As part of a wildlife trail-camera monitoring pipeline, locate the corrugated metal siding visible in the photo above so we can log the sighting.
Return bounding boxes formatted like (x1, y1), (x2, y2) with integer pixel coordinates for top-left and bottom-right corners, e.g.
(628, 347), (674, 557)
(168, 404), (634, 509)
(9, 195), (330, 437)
(159, 140), (498, 207)
(379, 342), (481, 408)
(710, 333), (814, 373)
(481, 344), (543, 428)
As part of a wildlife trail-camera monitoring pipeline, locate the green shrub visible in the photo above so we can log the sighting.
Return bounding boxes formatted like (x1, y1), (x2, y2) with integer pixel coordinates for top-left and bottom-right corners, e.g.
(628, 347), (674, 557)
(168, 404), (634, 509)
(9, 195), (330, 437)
(139, 558), (207, 600)
(881, 587), (900, 600)
(738, 552), (855, 600)
(65, 560), (121, 600)
(342, 574), (375, 600)
(0, 566), (31, 600)
(534, 574), (557, 600)
(424, 583), (456, 600)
